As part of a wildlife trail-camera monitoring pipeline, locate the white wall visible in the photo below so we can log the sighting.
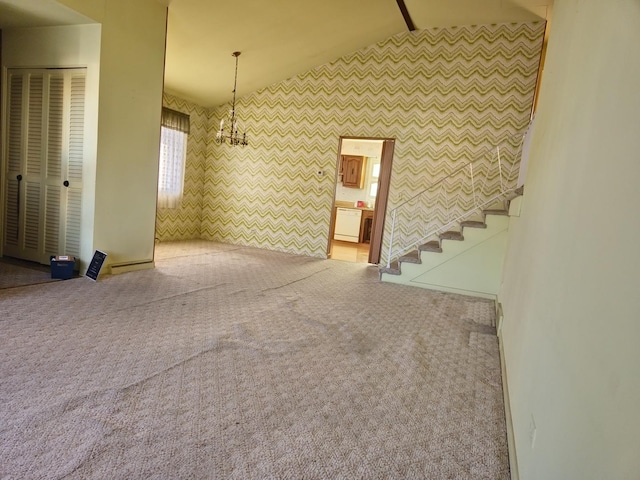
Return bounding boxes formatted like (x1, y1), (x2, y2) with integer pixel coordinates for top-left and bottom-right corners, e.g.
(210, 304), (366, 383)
(499, 1), (640, 479)
(1, 24), (101, 270)
(91, 0), (167, 269)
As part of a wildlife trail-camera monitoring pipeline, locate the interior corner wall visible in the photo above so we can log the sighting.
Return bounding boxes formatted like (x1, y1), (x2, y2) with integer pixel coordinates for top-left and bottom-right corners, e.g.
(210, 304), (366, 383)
(498, 1), (640, 478)
(155, 93), (209, 241)
(1, 24), (101, 271)
(92, 0), (167, 269)
(55, 0), (106, 23)
(202, 22), (545, 258)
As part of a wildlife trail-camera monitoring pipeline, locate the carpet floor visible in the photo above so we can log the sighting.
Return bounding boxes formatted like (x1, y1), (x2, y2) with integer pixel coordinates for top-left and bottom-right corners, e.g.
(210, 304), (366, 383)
(0, 240), (509, 479)
(0, 257), (58, 290)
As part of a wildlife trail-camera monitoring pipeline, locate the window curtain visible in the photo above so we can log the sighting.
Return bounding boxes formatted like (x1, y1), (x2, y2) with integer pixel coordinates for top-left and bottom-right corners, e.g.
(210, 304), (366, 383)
(161, 107), (190, 134)
(157, 108), (190, 209)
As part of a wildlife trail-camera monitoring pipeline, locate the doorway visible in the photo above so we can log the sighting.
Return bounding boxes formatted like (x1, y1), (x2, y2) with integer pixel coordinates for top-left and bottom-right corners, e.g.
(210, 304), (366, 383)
(327, 137), (395, 264)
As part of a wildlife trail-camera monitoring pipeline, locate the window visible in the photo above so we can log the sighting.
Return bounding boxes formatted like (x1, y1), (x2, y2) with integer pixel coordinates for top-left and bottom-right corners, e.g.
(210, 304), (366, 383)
(157, 107), (189, 209)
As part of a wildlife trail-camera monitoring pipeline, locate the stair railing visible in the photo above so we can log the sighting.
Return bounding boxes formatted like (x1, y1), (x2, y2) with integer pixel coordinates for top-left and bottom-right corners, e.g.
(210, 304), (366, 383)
(384, 133), (526, 268)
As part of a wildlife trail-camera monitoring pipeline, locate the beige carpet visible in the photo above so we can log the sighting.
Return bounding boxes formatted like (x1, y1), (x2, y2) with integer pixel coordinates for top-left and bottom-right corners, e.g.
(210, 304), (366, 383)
(0, 257), (59, 289)
(0, 240), (509, 479)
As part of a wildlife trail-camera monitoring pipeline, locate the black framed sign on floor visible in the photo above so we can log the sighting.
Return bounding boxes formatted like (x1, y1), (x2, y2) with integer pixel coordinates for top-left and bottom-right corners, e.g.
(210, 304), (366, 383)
(86, 250), (107, 281)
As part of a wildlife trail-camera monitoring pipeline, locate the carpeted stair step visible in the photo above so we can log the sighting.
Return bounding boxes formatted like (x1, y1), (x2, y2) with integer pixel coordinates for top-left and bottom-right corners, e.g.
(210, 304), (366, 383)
(419, 241), (442, 253)
(399, 250), (421, 264)
(460, 220), (486, 229)
(379, 261), (401, 276)
(440, 230), (464, 241)
(482, 209), (508, 217)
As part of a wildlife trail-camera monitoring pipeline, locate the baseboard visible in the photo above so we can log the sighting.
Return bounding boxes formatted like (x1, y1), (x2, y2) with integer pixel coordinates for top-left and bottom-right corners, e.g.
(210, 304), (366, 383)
(407, 281), (498, 300)
(496, 302), (504, 334)
(498, 330), (519, 480)
(109, 260), (155, 275)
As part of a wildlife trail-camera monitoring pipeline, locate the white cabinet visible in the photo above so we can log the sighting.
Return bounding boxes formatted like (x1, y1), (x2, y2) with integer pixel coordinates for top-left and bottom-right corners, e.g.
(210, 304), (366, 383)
(3, 68), (86, 264)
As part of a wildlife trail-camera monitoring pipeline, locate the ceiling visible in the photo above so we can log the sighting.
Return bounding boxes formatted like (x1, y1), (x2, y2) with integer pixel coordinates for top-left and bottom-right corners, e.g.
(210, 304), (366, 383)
(0, 0), (92, 28)
(0, 0), (552, 108)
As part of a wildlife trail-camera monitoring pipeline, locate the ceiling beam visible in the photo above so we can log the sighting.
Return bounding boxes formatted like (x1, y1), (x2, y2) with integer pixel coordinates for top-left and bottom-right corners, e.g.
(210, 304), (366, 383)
(395, 0), (416, 31)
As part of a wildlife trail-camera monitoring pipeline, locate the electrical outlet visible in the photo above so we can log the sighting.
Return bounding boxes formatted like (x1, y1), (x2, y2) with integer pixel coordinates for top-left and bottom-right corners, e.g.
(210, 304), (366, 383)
(529, 415), (537, 449)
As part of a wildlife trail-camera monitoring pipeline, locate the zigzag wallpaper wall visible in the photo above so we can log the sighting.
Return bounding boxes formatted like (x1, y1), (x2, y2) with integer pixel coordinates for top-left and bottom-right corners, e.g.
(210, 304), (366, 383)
(158, 22), (545, 261)
(155, 93), (208, 241)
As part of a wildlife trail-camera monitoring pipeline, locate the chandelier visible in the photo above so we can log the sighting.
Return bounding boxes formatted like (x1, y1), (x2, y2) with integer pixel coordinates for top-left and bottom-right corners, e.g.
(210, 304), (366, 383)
(215, 51), (248, 147)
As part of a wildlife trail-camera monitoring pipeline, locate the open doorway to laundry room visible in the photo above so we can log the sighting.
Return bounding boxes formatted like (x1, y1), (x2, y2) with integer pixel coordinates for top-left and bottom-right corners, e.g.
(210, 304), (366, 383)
(327, 136), (395, 264)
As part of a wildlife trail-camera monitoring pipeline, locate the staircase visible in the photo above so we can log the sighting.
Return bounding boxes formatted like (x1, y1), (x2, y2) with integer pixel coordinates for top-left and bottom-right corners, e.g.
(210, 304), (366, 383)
(379, 133), (527, 299)
(380, 195), (521, 299)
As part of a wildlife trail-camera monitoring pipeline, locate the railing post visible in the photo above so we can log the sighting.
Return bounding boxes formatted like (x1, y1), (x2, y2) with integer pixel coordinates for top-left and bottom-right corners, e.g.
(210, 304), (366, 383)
(386, 209), (397, 268)
(469, 162), (477, 208)
(497, 145), (504, 193)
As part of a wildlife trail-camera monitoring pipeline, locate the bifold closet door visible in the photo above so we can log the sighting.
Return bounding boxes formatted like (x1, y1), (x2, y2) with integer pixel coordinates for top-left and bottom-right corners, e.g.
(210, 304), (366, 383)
(3, 68), (86, 264)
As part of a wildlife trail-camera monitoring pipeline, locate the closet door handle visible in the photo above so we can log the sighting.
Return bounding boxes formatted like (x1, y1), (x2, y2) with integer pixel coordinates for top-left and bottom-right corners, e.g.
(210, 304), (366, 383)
(63, 180), (69, 187)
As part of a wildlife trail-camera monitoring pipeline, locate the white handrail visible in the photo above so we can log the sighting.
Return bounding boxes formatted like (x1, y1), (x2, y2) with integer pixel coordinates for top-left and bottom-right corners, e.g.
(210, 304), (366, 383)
(497, 145), (504, 193)
(383, 133), (526, 268)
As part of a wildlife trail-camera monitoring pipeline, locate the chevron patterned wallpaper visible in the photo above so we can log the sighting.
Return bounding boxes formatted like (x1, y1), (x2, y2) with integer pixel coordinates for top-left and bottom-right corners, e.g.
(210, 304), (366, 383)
(155, 93), (208, 241)
(159, 22), (545, 261)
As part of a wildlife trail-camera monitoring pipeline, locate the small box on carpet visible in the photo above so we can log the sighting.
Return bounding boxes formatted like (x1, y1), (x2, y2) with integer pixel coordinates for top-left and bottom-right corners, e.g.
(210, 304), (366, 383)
(50, 255), (76, 279)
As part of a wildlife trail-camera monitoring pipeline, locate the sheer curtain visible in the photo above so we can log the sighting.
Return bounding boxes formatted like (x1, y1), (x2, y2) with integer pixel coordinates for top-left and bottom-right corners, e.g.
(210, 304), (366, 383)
(157, 108), (189, 209)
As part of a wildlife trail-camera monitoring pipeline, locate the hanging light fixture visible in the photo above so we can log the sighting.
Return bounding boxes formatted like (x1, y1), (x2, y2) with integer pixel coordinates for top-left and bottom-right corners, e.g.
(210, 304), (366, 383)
(215, 51), (248, 147)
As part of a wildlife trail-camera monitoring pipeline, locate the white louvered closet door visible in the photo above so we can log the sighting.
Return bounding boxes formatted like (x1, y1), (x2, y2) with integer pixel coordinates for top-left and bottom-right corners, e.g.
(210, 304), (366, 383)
(3, 68), (86, 265)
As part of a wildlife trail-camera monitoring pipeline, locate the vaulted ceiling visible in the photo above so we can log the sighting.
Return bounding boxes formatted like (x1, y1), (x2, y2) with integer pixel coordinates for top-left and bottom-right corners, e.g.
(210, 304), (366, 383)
(0, 0), (552, 108)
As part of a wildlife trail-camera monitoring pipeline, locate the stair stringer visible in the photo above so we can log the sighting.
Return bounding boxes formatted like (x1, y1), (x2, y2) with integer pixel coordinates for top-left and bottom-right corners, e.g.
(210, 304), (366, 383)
(381, 213), (510, 299)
